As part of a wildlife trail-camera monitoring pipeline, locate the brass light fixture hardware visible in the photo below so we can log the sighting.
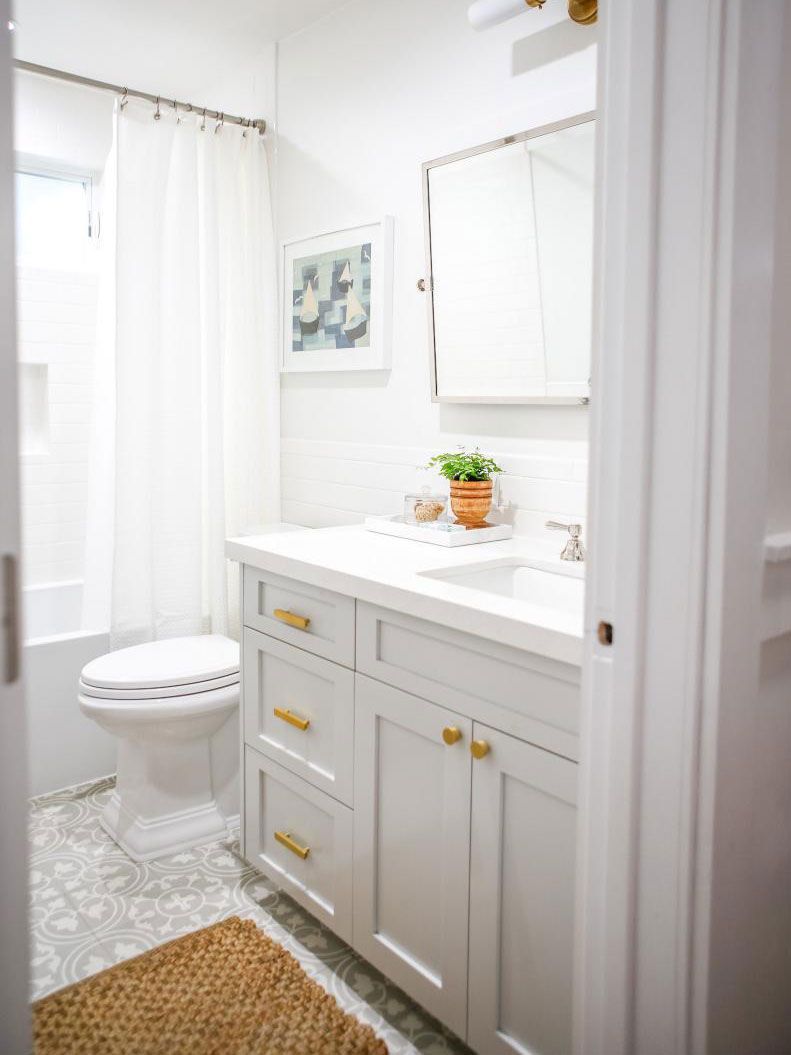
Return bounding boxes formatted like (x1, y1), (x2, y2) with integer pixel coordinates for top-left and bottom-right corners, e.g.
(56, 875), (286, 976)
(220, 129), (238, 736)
(567, 0), (597, 24)
(469, 0), (596, 31)
(471, 739), (490, 759)
(273, 608), (311, 631)
(275, 830), (310, 860)
(274, 707), (310, 731)
(597, 621), (614, 646)
(442, 726), (463, 745)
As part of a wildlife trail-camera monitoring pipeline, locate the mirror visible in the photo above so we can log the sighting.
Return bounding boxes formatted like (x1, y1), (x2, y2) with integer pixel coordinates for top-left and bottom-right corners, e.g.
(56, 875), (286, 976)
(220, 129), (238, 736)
(422, 113), (595, 404)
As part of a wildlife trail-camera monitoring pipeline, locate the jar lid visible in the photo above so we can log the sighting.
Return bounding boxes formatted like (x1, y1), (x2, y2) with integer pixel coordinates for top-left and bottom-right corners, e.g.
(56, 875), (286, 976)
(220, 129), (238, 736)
(405, 487), (446, 502)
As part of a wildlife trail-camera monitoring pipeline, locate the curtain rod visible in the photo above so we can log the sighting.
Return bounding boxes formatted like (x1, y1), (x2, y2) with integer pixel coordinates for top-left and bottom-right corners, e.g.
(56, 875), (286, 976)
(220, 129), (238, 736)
(14, 60), (267, 136)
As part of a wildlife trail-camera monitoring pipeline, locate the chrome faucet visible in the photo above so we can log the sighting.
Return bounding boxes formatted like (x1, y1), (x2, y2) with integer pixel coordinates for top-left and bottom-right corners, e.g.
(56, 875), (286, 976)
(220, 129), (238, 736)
(546, 521), (585, 562)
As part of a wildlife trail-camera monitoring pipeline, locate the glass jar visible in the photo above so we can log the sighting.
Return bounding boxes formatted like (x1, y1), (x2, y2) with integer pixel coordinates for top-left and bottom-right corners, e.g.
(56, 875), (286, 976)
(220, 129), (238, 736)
(403, 488), (447, 525)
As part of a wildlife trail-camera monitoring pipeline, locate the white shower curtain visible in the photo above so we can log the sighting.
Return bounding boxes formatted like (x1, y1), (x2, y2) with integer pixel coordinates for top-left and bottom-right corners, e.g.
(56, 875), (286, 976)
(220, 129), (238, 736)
(83, 100), (279, 647)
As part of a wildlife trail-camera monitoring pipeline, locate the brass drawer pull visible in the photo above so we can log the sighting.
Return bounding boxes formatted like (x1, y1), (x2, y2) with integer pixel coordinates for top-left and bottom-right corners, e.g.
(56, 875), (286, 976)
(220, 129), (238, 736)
(273, 608), (311, 631)
(471, 739), (490, 759)
(442, 726), (462, 745)
(274, 707), (310, 731)
(275, 830), (310, 860)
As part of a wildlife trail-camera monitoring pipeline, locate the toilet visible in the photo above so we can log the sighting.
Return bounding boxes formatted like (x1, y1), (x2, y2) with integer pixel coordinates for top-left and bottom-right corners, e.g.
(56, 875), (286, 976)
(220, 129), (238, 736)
(78, 634), (240, 862)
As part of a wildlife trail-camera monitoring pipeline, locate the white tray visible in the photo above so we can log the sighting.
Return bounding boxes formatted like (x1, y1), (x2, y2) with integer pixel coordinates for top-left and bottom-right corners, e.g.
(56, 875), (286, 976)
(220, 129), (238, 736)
(365, 514), (513, 547)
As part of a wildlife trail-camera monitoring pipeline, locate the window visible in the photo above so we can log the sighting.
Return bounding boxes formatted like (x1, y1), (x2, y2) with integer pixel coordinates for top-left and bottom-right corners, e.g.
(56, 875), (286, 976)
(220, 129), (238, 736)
(14, 169), (94, 272)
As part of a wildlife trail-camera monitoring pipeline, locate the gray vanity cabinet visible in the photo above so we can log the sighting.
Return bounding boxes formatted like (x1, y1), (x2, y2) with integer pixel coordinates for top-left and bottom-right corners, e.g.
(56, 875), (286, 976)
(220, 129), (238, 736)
(238, 565), (580, 1055)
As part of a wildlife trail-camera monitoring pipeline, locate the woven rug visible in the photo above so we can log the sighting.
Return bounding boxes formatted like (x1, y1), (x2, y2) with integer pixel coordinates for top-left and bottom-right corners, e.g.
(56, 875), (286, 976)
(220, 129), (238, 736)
(33, 915), (389, 1054)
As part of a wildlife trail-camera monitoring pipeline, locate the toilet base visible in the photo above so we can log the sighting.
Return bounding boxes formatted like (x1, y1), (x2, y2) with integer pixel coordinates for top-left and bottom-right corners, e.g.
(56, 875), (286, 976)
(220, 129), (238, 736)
(101, 728), (232, 862)
(101, 790), (230, 862)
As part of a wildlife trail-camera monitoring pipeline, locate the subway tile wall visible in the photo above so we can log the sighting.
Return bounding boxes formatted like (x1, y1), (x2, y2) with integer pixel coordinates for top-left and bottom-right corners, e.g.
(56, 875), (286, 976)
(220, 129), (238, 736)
(281, 438), (588, 540)
(17, 266), (98, 587)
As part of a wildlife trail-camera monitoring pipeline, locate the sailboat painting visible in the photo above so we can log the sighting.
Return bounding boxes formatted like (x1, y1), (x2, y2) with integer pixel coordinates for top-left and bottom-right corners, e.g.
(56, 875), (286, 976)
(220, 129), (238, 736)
(289, 241), (372, 352)
(282, 218), (393, 373)
(298, 278), (320, 335)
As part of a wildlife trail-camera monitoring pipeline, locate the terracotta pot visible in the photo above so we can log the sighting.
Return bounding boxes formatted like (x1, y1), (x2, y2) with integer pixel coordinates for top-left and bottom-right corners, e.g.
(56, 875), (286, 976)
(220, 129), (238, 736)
(449, 479), (494, 528)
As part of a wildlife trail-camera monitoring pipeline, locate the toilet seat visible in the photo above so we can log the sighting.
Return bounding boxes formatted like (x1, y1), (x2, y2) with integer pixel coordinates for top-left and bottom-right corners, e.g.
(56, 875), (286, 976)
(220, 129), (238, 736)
(80, 634), (239, 699)
(78, 671), (239, 701)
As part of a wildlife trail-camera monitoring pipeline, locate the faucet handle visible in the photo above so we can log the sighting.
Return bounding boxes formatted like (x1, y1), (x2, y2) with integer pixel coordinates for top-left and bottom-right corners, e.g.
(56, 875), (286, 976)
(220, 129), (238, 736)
(546, 521), (585, 562)
(546, 520), (582, 537)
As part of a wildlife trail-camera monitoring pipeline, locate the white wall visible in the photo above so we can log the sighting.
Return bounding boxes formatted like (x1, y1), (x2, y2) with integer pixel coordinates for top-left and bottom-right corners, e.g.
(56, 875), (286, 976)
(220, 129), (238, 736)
(14, 70), (114, 171)
(14, 72), (111, 588)
(275, 0), (596, 536)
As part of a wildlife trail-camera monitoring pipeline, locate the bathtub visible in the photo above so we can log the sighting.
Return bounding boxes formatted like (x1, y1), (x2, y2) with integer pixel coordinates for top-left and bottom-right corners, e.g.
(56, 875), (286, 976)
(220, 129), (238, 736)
(23, 580), (114, 797)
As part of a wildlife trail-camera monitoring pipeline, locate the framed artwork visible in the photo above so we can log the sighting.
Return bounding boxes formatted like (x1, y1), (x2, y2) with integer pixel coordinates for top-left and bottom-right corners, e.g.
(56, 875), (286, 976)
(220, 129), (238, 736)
(281, 218), (393, 372)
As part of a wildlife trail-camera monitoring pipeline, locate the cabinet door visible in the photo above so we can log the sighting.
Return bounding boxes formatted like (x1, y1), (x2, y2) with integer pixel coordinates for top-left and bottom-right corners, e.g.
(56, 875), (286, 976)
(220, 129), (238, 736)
(468, 724), (578, 1055)
(353, 674), (472, 1038)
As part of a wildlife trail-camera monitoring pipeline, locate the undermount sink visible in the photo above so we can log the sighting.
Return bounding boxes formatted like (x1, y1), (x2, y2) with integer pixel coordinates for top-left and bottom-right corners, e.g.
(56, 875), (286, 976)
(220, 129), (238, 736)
(419, 558), (585, 617)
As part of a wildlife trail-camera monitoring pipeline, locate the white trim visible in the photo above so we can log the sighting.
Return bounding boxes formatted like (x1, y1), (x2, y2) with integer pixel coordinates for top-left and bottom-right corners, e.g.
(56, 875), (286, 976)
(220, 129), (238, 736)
(575, 0), (664, 1048)
(576, 2), (787, 1053)
(0, 0), (32, 1045)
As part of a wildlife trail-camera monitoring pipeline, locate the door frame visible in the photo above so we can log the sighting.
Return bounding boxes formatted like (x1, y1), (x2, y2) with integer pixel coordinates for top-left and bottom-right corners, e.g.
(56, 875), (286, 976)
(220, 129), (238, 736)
(0, 7), (32, 1052)
(575, 2), (786, 1053)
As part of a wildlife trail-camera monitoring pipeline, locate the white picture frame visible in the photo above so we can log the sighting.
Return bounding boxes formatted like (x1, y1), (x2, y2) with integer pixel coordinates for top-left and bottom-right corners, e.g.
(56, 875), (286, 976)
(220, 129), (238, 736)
(281, 218), (394, 373)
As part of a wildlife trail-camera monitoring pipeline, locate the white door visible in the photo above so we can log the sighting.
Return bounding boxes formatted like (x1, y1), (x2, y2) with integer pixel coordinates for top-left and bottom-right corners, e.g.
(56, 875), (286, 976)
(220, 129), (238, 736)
(468, 723), (577, 1055)
(353, 674), (472, 1039)
(0, 12), (31, 1052)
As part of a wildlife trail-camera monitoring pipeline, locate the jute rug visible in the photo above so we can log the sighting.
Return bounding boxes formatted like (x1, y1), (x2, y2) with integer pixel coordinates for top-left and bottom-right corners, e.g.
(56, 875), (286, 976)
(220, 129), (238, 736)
(33, 915), (389, 1054)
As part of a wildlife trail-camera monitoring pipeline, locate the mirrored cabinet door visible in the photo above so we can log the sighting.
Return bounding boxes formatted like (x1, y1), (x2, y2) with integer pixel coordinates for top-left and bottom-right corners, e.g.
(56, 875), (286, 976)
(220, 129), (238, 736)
(422, 113), (595, 404)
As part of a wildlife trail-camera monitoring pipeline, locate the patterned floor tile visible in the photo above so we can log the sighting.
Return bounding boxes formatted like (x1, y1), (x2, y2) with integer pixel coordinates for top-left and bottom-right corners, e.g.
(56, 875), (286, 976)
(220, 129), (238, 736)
(28, 777), (474, 1055)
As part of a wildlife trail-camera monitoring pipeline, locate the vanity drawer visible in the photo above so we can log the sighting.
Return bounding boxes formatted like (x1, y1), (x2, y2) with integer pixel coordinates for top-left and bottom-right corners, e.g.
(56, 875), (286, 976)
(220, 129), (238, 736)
(242, 628), (354, 806)
(244, 746), (353, 942)
(356, 602), (580, 761)
(243, 565), (355, 667)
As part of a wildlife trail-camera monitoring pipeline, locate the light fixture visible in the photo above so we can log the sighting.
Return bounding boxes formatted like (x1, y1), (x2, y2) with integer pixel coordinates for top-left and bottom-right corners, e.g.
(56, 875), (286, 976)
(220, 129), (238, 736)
(7, 19), (17, 31)
(468, 0), (596, 30)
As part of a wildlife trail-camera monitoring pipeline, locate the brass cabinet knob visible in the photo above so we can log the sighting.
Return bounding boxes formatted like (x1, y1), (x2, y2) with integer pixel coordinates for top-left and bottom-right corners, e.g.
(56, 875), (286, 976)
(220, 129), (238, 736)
(442, 725), (462, 745)
(470, 739), (490, 759)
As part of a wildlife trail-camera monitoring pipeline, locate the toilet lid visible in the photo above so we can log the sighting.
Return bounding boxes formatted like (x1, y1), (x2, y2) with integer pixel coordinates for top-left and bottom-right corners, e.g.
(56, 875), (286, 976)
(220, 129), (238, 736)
(80, 634), (240, 692)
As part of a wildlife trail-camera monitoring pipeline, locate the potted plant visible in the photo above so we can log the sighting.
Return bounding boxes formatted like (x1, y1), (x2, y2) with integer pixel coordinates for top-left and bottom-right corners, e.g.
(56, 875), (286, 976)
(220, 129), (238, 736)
(426, 447), (504, 528)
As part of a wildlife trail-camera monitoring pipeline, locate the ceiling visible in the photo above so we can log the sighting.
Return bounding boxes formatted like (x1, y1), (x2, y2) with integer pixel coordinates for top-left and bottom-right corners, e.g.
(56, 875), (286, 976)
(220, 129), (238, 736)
(11, 0), (353, 108)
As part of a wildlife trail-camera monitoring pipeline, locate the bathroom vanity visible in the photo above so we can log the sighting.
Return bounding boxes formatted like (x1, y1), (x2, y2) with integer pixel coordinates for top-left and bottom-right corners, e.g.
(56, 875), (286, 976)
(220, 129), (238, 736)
(227, 526), (584, 1055)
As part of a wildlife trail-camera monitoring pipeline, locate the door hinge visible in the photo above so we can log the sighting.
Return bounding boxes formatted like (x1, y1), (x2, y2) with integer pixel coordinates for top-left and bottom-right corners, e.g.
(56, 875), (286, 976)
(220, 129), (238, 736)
(2, 554), (20, 683)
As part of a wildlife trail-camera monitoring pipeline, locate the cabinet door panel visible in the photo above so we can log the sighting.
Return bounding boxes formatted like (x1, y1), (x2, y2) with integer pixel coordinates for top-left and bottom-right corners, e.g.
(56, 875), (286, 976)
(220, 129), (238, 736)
(244, 746), (353, 942)
(469, 724), (577, 1055)
(353, 674), (471, 1038)
(243, 565), (355, 667)
(243, 628), (354, 805)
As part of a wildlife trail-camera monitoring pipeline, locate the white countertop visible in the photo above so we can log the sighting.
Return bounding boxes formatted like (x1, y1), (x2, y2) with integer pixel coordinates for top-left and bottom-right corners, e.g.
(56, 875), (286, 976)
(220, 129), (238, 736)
(227, 525), (584, 666)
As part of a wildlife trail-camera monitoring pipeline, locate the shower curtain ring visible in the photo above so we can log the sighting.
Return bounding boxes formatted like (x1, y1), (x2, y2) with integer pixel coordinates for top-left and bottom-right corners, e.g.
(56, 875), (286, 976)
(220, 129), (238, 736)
(201, 108), (207, 132)
(242, 118), (248, 139)
(120, 88), (128, 110)
(173, 99), (180, 125)
(215, 112), (224, 134)
(154, 96), (161, 121)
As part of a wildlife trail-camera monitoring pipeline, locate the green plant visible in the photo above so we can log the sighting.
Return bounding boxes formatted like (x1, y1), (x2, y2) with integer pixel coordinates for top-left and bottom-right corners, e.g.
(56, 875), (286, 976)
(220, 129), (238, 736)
(426, 447), (504, 482)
